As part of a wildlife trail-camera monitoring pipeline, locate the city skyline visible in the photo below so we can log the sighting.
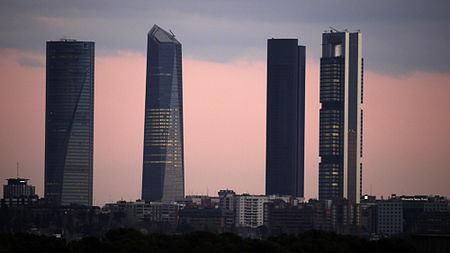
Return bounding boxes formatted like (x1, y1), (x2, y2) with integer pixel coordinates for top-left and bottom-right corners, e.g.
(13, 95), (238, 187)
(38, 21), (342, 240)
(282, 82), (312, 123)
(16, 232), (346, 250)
(0, 1), (449, 205)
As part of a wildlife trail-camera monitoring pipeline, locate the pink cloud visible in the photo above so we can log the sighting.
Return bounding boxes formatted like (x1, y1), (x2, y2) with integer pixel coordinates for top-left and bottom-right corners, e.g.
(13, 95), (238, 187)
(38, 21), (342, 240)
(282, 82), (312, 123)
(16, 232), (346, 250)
(183, 59), (266, 196)
(0, 50), (45, 193)
(363, 71), (450, 197)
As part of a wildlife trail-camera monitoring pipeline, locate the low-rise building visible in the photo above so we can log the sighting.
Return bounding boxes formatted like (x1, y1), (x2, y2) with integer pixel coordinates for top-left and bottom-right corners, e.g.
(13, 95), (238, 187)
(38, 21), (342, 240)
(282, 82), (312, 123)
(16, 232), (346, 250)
(360, 195), (377, 234)
(264, 199), (314, 235)
(134, 201), (182, 226)
(330, 199), (361, 234)
(178, 207), (234, 232)
(236, 194), (268, 228)
(218, 190), (236, 212)
(377, 198), (403, 236)
(1, 178), (38, 207)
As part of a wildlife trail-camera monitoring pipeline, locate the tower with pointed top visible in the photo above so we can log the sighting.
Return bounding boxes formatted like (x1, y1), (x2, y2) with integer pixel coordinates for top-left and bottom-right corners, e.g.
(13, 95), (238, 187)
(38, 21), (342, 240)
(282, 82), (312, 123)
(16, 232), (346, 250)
(45, 39), (94, 206)
(142, 25), (185, 202)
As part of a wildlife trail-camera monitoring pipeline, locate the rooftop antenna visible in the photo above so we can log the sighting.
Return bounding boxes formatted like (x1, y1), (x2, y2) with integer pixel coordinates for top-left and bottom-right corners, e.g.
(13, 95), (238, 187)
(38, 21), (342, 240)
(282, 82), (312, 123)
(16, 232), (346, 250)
(16, 162), (19, 178)
(169, 29), (175, 38)
(329, 26), (340, 33)
(60, 35), (76, 42)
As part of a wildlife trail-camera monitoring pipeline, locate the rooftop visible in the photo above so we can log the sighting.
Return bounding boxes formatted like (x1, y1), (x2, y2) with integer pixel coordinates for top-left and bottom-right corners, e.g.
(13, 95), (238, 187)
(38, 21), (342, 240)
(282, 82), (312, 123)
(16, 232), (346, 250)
(149, 24), (180, 44)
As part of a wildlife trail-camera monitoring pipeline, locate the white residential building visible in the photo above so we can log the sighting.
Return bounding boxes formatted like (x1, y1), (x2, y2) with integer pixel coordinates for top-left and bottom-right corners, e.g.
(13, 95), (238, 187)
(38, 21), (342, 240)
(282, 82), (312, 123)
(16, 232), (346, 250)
(236, 195), (269, 228)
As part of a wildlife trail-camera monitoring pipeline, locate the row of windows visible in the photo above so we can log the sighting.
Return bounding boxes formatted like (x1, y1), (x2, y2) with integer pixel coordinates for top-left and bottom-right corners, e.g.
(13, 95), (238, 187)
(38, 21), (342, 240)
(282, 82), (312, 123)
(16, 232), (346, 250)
(148, 132), (169, 136)
(145, 143), (180, 147)
(149, 111), (171, 115)
(151, 73), (172, 77)
(320, 175), (340, 180)
(144, 161), (174, 164)
(147, 115), (177, 119)
(149, 139), (179, 143)
(321, 133), (340, 137)
(149, 108), (178, 111)
(320, 171), (340, 175)
(320, 78), (341, 83)
(319, 137), (342, 143)
(321, 65), (343, 70)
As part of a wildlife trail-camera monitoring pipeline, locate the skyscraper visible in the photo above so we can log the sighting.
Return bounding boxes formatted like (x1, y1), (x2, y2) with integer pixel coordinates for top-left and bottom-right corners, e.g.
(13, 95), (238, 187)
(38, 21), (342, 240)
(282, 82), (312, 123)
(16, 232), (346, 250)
(266, 39), (305, 197)
(319, 30), (363, 203)
(45, 39), (94, 206)
(142, 25), (184, 202)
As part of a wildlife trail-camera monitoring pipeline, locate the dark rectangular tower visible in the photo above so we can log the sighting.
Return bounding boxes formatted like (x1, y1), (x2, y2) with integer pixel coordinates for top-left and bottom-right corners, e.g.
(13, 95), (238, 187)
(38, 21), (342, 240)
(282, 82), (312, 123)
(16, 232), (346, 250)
(142, 25), (185, 202)
(45, 39), (94, 206)
(266, 39), (305, 197)
(319, 30), (363, 203)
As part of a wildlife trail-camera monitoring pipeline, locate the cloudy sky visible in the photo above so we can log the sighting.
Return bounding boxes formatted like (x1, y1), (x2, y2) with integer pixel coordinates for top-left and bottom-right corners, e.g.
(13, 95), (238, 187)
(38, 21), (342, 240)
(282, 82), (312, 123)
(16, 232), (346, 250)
(1, 0), (449, 205)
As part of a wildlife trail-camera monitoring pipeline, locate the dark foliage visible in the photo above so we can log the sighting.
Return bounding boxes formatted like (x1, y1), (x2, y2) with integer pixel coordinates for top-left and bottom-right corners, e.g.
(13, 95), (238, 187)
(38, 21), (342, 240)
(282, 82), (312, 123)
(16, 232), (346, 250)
(0, 229), (421, 253)
(0, 233), (68, 253)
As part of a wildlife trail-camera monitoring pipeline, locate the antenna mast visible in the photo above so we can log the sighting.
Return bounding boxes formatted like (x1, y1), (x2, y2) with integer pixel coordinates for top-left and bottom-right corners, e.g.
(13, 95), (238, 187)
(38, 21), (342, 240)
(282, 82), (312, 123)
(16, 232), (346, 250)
(329, 26), (341, 33)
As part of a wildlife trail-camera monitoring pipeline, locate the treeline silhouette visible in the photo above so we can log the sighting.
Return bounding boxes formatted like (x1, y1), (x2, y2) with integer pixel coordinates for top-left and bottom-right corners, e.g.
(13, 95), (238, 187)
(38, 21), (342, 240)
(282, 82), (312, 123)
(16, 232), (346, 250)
(0, 229), (420, 253)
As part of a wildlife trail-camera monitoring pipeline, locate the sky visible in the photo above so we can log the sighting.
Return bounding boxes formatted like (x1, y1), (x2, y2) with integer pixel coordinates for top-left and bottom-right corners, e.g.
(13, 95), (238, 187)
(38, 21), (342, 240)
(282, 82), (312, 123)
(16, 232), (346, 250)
(0, 0), (449, 205)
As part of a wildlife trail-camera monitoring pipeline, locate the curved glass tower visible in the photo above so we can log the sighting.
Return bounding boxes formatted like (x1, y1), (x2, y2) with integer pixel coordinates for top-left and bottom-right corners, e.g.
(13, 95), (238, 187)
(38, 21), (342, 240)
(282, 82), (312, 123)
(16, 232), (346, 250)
(142, 25), (184, 202)
(45, 40), (94, 206)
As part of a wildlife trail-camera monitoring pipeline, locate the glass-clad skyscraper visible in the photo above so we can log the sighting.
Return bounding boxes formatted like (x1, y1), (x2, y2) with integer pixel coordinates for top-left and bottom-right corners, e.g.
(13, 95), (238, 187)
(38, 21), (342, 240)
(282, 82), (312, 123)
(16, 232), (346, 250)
(319, 31), (363, 203)
(45, 39), (94, 206)
(142, 25), (184, 202)
(266, 39), (305, 197)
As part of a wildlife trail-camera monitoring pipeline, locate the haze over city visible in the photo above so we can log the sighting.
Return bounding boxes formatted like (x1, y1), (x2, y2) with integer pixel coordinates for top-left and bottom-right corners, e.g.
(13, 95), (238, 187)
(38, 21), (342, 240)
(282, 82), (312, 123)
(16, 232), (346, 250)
(0, 0), (449, 206)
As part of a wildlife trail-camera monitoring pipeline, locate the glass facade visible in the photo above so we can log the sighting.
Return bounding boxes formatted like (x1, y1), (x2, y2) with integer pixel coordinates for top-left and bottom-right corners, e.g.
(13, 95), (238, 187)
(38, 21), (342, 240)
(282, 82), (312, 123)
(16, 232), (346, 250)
(142, 25), (184, 202)
(266, 39), (305, 197)
(319, 31), (363, 203)
(45, 40), (94, 206)
(319, 57), (345, 199)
